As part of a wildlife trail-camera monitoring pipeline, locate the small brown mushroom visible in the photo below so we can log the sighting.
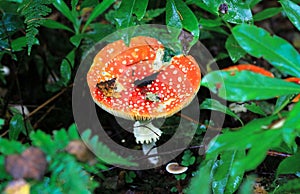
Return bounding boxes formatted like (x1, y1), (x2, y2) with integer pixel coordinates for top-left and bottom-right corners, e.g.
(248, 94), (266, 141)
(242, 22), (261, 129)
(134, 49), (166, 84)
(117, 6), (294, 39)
(166, 162), (188, 174)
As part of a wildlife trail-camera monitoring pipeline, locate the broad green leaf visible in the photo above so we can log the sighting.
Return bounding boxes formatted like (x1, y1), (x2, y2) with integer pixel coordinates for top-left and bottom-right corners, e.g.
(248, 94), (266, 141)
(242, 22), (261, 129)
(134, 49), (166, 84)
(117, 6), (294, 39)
(166, 0), (183, 29)
(133, 0), (148, 21)
(186, 0), (218, 15)
(200, 98), (243, 125)
(82, 0), (115, 32)
(232, 24), (300, 77)
(187, 160), (214, 194)
(225, 35), (246, 63)
(280, 0), (300, 31)
(199, 18), (223, 28)
(202, 70), (300, 102)
(207, 115), (281, 157)
(222, 1), (253, 24)
(9, 113), (32, 140)
(246, 0), (262, 8)
(212, 150), (245, 194)
(253, 7), (282, 21)
(244, 102), (267, 116)
(114, 0), (135, 29)
(81, 129), (137, 166)
(284, 101), (300, 130)
(166, 0), (199, 41)
(144, 8), (165, 19)
(238, 175), (256, 194)
(53, 0), (75, 24)
(11, 36), (39, 52)
(42, 19), (74, 32)
(277, 151), (300, 176)
(273, 178), (300, 194)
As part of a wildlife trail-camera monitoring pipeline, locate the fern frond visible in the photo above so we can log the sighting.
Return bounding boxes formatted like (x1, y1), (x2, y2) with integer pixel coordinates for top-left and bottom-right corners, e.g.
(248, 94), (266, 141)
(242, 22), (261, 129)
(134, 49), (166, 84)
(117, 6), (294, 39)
(18, 0), (53, 55)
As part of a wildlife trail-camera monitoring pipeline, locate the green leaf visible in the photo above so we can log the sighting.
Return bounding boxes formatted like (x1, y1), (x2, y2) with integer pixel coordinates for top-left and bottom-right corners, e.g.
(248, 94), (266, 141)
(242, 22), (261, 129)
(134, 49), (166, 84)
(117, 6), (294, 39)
(166, 0), (182, 29)
(284, 101), (300, 130)
(166, 0), (199, 40)
(53, 0), (75, 24)
(30, 130), (57, 156)
(71, 0), (79, 11)
(114, 0), (135, 29)
(0, 138), (24, 155)
(41, 19), (74, 32)
(199, 18), (223, 28)
(81, 129), (137, 167)
(68, 123), (80, 140)
(244, 102), (267, 116)
(277, 151), (300, 176)
(133, 0), (148, 21)
(82, 0), (115, 32)
(222, 1), (253, 24)
(273, 94), (295, 115)
(225, 35), (247, 63)
(232, 24), (300, 77)
(200, 98), (243, 125)
(60, 49), (75, 86)
(280, 0), (300, 31)
(11, 36), (39, 52)
(253, 7), (282, 21)
(9, 113), (32, 140)
(144, 8), (165, 20)
(0, 118), (4, 129)
(53, 129), (69, 150)
(187, 160), (214, 194)
(238, 175), (256, 194)
(273, 178), (300, 193)
(212, 150), (245, 194)
(202, 70), (300, 102)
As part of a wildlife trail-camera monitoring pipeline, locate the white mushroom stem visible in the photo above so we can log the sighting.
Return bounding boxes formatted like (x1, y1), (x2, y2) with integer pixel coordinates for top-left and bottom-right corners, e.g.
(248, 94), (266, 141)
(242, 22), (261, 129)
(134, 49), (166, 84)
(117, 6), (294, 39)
(142, 141), (159, 165)
(133, 121), (162, 165)
(133, 121), (162, 144)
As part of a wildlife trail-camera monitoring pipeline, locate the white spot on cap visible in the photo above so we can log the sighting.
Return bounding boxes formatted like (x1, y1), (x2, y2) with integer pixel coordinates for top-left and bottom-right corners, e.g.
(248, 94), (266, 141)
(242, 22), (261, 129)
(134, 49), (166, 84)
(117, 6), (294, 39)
(122, 60), (127, 65)
(178, 77), (182, 82)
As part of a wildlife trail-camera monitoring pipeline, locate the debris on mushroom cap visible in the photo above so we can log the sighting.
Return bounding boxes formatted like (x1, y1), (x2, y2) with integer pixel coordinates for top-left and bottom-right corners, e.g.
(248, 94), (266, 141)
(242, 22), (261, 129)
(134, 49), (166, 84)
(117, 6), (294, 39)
(285, 77), (300, 102)
(87, 36), (201, 121)
(166, 162), (188, 174)
(222, 64), (274, 77)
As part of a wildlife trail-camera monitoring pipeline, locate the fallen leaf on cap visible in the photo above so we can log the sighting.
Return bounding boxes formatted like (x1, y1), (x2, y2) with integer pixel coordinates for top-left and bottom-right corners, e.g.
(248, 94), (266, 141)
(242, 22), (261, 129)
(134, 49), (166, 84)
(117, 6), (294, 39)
(65, 140), (96, 164)
(5, 147), (47, 180)
(4, 179), (30, 194)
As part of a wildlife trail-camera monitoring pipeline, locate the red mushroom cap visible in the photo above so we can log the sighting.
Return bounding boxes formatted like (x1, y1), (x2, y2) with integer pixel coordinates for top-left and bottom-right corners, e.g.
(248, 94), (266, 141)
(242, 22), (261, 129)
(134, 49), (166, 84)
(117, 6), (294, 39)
(87, 36), (201, 120)
(222, 64), (274, 77)
(285, 77), (300, 102)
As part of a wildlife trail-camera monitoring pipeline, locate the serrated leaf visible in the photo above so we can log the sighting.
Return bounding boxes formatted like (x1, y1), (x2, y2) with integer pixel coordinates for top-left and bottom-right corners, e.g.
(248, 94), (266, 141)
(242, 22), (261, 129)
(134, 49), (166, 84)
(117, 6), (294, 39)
(253, 7), (282, 21)
(81, 129), (137, 167)
(280, 0), (300, 31)
(200, 98), (243, 125)
(68, 123), (80, 140)
(202, 70), (300, 102)
(133, 0), (148, 20)
(41, 19), (74, 32)
(53, 129), (69, 149)
(30, 130), (57, 156)
(82, 0), (115, 32)
(0, 138), (24, 154)
(232, 24), (300, 77)
(225, 35), (247, 63)
(11, 36), (39, 52)
(277, 151), (300, 176)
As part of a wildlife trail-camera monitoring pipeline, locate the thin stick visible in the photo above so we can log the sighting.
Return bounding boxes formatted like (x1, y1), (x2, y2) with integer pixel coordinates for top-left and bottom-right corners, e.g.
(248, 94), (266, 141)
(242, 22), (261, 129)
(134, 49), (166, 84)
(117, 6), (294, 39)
(26, 84), (72, 119)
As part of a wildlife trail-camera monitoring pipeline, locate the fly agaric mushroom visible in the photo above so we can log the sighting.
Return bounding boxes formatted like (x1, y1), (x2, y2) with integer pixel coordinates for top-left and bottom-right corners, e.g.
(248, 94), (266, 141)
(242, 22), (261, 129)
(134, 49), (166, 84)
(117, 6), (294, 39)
(285, 77), (300, 102)
(222, 64), (274, 77)
(87, 36), (201, 162)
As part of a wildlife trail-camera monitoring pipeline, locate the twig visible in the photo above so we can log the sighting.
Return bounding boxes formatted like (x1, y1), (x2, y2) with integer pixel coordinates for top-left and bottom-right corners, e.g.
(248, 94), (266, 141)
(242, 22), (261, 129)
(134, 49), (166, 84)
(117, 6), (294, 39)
(33, 104), (56, 128)
(26, 84), (73, 119)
